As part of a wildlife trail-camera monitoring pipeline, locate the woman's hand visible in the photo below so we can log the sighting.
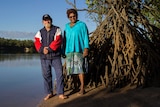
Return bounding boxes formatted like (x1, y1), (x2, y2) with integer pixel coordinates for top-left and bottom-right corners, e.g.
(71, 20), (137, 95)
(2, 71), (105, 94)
(83, 48), (88, 57)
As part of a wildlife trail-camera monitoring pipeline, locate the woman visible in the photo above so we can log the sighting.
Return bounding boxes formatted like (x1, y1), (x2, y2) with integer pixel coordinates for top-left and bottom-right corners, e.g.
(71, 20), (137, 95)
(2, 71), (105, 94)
(63, 8), (89, 95)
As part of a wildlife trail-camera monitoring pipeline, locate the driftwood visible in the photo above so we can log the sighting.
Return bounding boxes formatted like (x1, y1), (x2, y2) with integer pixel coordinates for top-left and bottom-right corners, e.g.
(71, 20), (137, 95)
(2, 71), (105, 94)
(63, 0), (160, 91)
(88, 0), (160, 90)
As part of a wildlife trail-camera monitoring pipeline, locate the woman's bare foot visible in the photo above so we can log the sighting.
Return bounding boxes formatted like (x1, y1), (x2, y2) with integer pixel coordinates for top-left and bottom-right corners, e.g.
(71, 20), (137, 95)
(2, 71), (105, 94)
(77, 89), (85, 95)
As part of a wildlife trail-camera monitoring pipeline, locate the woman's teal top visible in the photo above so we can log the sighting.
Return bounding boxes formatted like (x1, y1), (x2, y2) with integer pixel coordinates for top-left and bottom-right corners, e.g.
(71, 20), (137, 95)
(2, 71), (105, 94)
(64, 20), (89, 54)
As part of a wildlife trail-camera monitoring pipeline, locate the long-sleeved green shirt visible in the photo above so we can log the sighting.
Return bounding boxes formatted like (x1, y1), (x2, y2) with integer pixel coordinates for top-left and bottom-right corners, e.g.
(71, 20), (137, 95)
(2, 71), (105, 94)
(64, 20), (89, 54)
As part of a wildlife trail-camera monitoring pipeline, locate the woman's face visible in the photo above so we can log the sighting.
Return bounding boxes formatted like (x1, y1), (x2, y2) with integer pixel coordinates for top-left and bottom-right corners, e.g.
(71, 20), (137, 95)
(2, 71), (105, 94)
(69, 13), (77, 23)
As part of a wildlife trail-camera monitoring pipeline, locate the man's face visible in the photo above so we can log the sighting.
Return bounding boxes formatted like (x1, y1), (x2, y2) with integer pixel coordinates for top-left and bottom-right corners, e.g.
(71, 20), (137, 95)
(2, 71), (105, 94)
(43, 19), (51, 28)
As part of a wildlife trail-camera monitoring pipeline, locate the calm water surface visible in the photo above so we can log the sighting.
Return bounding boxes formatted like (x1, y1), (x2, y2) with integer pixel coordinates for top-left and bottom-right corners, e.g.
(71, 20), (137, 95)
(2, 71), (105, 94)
(0, 54), (48, 107)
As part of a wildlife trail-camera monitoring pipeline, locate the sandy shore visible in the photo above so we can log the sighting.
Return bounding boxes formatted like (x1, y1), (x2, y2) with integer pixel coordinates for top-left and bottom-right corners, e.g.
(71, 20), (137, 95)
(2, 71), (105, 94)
(37, 85), (160, 107)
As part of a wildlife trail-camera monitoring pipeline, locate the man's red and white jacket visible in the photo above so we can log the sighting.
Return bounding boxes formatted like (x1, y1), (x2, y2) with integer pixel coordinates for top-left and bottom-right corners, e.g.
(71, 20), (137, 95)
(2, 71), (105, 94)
(34, 25), (62, 59)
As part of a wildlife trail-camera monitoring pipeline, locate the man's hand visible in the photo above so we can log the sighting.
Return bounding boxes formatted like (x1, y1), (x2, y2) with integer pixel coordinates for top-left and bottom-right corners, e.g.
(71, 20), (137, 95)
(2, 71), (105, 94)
(43, 47), (48, 54)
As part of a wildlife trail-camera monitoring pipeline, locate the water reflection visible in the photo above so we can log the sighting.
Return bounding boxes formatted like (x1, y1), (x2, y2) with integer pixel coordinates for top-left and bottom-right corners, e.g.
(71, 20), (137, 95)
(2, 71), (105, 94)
(0, 53), (39, 61)
(0, 54), (44, 107)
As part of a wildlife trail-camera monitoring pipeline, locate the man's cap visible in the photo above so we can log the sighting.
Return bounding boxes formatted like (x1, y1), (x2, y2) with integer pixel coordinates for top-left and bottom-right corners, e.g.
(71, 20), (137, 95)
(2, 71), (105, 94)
(42, 14), (52, 20)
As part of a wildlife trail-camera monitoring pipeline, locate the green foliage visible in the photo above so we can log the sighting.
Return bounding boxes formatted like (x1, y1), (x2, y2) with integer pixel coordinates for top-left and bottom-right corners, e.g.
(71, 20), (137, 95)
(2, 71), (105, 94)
(85, 0), (160, 28)
(85, 0), (107, 25)
(0, 38), (36, 53)
(142, 0), (160, 28)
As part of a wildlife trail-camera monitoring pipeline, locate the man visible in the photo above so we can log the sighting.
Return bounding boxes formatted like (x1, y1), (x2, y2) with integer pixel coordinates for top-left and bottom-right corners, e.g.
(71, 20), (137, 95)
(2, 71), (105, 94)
(34, 14), (67, 100)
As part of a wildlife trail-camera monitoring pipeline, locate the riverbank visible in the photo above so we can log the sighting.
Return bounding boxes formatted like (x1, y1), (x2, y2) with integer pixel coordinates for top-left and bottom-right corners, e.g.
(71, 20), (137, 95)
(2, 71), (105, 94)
(37, 85), (160, 107)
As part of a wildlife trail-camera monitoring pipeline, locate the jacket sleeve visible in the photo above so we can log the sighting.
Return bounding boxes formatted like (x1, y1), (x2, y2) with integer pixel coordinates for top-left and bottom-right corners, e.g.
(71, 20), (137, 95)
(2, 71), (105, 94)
(48, 28), (62, 52)
(34, 31), (43, 53)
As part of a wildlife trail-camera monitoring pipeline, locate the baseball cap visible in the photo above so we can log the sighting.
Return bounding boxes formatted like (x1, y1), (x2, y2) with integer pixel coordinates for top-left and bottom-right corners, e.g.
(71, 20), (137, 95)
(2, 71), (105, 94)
(42, 14), (52, 20)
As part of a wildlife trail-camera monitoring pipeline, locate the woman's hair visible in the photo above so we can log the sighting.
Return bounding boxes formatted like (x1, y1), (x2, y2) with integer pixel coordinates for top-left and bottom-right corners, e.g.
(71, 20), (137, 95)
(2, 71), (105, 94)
(66, 8), (78, 18)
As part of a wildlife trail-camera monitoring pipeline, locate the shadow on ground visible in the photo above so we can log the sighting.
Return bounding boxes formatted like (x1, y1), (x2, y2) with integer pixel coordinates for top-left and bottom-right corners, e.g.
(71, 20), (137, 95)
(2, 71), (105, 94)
(38, 86), (160, 107)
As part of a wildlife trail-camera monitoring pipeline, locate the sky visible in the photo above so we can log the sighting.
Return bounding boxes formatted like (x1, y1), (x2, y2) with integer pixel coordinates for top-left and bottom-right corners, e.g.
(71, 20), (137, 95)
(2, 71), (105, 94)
(0, 0), (96, 34)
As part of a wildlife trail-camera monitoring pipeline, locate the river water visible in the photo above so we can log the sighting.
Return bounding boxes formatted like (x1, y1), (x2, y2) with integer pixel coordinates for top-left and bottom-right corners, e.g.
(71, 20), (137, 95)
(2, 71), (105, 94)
(0, 54), (55, 107)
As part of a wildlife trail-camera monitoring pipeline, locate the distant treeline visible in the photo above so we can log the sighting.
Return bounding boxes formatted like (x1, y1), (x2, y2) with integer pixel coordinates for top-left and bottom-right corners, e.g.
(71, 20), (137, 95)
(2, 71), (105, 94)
(0, 37), (36, 53)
